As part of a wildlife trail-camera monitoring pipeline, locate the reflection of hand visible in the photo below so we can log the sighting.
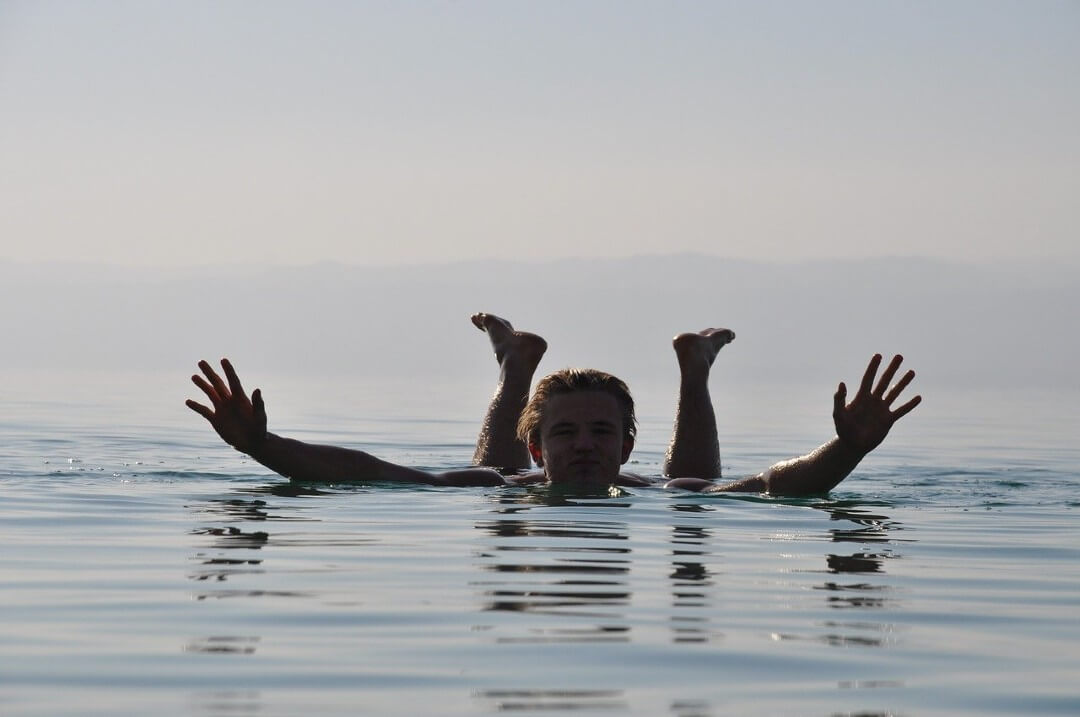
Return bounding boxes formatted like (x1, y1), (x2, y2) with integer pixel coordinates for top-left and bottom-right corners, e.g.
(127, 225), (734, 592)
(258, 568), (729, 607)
(833, 354), (921, 454)
(186, 359), (268, 455)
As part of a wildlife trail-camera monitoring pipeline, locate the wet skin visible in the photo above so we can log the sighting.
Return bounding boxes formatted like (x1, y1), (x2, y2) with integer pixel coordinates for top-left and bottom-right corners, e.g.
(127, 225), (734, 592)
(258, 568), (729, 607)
(528, 391), (634, 488)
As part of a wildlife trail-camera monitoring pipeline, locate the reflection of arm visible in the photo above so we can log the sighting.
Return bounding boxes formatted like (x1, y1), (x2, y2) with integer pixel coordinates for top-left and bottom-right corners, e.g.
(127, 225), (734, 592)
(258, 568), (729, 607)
(668, 354), (921, 496)
(187, 359), (505, 487)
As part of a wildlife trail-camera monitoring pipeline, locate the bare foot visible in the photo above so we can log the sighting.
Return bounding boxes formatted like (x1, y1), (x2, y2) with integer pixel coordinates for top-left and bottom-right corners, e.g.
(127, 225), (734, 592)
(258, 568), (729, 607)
(471, 312), (548, 371)
(673, 328), (735, 374)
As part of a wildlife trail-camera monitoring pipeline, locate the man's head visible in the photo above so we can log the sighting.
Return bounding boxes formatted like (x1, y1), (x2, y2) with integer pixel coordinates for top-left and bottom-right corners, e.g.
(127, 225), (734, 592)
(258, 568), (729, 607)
(517, 368), (637, 486)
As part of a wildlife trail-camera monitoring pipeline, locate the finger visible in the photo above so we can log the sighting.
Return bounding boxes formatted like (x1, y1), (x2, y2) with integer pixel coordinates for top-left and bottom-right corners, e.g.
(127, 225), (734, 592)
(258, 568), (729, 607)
(185, 399), (214, 421)
(199, 359), (230, 400)
(874, 355), (903, 397)
(858, 354), (881, 396)
(891, 394), (922, 420)
(833, 382), (847, 416)
(884, 369), (915, 404)
(221, 358), (246, 400)
(191, 374), (220, 404)
(252, 388), (265, 420)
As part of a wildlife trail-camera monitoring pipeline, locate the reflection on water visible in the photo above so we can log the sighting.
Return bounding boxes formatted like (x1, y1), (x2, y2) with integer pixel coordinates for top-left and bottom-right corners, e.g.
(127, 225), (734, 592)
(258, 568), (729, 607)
(821, 504), (900, 612)
(773, 501), (906, 649)
(190, 690), (263, 717)
(474, 689), (628, 712)
(473, 690), (717, 716)
(473, 499), (633, 626)
(178, 485), (929, 714)
(826, 552), (887, 574)
(187, 495), (303, 612)
(670, 699), (713, 717)
(668, 502), (720, 644)
(244, 481), (332, 498)
(190, 496), (318, 522)
(192, 588), (312, 601)
(189, 556), (264, 582)
(184, 636), (260, 654)
(470, 494), (726, 714)
(191, 525), (270, 550)
(471, 494), (727, 648)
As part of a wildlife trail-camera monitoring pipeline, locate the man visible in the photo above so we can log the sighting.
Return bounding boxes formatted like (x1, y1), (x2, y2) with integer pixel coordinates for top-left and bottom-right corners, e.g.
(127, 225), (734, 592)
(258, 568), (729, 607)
(186, 313), (920, 495)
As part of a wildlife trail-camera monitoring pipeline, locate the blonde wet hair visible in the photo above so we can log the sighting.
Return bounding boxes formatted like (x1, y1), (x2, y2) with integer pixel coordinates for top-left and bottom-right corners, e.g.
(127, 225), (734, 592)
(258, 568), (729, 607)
(517, 368), (637, 445)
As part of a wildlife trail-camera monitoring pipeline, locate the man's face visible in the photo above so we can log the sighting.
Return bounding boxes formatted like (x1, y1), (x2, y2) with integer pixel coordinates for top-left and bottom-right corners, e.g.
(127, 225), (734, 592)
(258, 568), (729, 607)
(529, 391), (634, 487)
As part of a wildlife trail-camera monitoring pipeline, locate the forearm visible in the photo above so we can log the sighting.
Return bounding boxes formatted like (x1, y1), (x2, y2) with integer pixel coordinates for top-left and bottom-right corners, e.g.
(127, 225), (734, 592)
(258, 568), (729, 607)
(759, 437), (867, 496)
(247, 433), (440, 484)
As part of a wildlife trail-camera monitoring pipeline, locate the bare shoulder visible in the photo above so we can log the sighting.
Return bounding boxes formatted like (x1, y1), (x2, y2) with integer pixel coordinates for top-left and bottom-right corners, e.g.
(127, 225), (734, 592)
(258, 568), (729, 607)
(663, 474), (768, 493)
(702, 474), (768, 494)
(617, 472), (659, 487)
(505, 471), (548, 486)
(435, 468), (509, 487)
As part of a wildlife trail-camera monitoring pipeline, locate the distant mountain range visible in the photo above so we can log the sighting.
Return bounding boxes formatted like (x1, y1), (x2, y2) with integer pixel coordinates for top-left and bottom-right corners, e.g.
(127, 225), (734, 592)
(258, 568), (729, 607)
(2, 254), (1076, 389)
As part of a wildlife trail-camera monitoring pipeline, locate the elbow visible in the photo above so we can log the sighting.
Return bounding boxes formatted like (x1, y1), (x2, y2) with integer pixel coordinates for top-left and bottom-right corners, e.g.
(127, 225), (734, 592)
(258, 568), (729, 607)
(761, 468), (817, 497)
(763, 473), (834, 498)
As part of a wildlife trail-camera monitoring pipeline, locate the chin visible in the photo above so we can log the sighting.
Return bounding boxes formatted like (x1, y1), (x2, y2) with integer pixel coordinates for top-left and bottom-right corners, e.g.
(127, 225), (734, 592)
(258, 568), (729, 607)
(566, 468), (615, 486)
(546, 476), (619, 497)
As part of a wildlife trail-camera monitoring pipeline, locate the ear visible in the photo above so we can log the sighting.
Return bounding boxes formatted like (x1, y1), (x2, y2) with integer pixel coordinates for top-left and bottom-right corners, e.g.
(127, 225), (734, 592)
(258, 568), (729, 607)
(528, 441), (544, 467)
(620, 437), (635, 464)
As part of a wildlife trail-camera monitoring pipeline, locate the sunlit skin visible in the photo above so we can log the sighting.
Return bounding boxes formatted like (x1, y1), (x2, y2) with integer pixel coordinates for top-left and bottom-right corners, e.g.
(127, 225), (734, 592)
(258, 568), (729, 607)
(527, 392), (634, 487)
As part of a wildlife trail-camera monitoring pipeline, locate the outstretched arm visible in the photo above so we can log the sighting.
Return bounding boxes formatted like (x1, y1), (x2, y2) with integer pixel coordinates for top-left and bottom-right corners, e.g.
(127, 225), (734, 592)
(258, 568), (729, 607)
(186, 359), (505, 486)
(669, 354), (921, 496)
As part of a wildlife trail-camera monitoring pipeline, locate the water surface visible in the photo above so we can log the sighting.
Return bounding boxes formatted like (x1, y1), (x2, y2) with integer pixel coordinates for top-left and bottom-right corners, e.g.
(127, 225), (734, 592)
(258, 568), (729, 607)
(2, 371), (1078, 715)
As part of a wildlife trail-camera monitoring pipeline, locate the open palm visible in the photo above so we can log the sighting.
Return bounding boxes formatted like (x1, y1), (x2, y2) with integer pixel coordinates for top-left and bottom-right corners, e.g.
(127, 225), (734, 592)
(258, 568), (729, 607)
(186, 358), (268, 454)
(833, 354), (921, 454)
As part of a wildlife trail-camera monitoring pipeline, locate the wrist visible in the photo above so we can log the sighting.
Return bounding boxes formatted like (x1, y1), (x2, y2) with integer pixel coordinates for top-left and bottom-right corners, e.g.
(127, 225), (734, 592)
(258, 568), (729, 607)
(834, 435), (869, 460)
(242, 430), (271, 459)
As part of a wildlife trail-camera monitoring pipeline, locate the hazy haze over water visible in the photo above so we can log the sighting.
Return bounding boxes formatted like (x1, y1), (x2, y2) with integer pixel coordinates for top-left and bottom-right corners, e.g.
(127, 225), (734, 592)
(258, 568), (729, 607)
(2, 256), (1075, 394)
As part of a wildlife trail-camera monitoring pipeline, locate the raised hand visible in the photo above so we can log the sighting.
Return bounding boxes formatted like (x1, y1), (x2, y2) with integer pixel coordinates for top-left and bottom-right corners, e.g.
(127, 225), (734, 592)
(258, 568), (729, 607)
(186, 358), (268, 455)
(833, 354), (921, 454)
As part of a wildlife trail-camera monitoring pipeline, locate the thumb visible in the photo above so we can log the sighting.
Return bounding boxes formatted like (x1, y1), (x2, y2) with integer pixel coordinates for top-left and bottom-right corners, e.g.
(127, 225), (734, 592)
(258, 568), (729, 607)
(253, 388), (266, 422)
(833, 382), (847, 418)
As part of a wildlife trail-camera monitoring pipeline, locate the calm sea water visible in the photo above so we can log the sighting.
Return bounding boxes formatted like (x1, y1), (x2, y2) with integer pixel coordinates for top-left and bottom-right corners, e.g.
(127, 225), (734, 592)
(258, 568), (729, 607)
(1, 370), (1078, 716)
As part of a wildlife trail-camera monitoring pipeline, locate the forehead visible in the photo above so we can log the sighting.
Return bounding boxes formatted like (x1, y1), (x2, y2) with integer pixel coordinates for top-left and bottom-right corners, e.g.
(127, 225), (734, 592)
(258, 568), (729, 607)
(541, 391), (622, 430)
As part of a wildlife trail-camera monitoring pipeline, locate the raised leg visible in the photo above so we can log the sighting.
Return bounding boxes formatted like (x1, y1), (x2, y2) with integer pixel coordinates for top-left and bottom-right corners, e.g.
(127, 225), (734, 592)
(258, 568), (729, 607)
(663, 328), (735, 479)
(471, 312), (548, 471)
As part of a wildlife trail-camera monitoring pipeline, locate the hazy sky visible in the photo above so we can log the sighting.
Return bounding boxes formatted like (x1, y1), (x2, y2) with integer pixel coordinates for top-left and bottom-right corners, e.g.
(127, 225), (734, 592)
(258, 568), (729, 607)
(2, 1), (1077, 267)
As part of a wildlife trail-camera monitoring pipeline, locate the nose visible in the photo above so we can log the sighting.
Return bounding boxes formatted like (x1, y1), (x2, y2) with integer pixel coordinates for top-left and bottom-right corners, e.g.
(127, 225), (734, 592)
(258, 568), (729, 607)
(571, 431), (595, 451)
